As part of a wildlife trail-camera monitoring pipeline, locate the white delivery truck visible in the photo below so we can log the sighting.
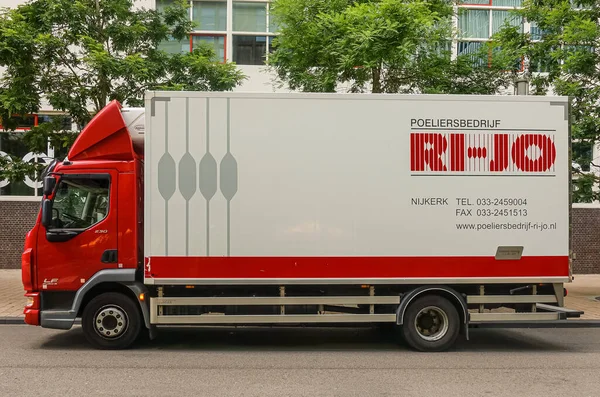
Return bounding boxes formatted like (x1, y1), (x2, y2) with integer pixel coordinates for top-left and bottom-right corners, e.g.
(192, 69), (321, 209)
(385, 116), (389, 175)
(24, 92), (598, 352)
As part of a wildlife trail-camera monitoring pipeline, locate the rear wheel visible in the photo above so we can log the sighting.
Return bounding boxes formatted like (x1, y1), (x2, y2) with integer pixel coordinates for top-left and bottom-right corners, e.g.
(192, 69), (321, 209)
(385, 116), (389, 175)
(400, 295), (460, 352)
(82, 292), (141, 350)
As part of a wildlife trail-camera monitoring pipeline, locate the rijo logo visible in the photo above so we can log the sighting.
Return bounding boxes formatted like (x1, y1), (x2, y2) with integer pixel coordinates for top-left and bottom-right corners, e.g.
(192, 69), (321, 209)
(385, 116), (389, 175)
(410, 133), (557, 175)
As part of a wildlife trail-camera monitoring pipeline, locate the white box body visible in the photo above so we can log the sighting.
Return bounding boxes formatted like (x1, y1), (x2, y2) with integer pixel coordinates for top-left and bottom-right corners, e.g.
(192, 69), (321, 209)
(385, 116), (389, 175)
(142, 92), (570, 284)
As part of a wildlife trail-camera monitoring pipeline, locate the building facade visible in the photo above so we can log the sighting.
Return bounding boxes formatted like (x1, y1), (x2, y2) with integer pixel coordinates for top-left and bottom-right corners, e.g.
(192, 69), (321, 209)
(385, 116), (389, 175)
(1, 0), (599, 272)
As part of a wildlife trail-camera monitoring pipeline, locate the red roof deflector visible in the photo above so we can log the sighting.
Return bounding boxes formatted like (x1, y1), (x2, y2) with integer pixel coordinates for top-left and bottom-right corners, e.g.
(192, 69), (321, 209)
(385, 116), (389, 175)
(67, 100), (135, 162)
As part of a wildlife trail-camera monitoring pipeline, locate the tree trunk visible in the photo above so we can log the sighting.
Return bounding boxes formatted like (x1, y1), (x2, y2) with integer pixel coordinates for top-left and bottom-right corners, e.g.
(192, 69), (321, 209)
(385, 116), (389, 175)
(372, 67), (382, 93)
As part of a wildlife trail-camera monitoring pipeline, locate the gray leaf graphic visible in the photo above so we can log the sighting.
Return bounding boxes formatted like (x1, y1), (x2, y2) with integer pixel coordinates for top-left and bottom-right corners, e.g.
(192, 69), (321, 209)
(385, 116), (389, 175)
(199, 153), (218, 200)
(220, 152), (238, 201)
(178, 152), (197, 201)
(158, 153), (176, 200)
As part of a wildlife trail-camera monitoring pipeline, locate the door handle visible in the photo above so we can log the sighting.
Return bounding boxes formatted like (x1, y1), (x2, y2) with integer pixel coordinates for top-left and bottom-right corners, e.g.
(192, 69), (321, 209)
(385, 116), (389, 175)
(101, 249), (118, 264)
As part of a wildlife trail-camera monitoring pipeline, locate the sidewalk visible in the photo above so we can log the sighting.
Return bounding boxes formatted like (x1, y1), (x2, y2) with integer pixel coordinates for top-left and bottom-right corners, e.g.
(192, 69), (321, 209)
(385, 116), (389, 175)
(0, 270), (26, 323)
(1, 269), (600, 322)
(563, 275), (600, 320)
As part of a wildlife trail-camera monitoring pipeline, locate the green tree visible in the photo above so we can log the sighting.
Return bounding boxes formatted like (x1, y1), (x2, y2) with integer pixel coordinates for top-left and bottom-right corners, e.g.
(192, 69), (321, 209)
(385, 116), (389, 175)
(268, 0), (512, 94)
(0, 0), (245, 183)
(490, 0), (600, 202)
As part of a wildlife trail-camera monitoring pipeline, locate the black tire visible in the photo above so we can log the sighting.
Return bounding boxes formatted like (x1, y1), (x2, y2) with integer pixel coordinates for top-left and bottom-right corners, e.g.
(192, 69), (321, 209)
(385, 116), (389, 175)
(81, 292), (142, 350)
(400, 295), (460, 352)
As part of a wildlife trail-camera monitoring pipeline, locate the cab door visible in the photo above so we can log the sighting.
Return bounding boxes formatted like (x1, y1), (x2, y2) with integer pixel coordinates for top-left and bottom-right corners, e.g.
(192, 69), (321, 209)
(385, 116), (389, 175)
(36, 171), (118, 291)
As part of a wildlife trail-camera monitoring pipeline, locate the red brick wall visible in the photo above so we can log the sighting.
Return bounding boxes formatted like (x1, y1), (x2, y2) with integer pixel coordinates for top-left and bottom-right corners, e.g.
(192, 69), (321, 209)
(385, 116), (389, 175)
(1, 200), (599, 273)
(0, 200), (39, 269)
(571, 206), (600, 274)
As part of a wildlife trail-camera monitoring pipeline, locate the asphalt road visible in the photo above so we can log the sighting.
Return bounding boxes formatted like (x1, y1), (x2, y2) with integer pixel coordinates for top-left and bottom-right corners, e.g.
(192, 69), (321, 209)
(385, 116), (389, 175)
(1, 325), (599, 397)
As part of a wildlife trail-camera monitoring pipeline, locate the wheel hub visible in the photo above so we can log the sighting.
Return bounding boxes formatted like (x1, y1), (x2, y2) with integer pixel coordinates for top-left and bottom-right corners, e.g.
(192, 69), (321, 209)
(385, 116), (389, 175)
(414, 306), (449, 342)
(94, 305), (128, 339)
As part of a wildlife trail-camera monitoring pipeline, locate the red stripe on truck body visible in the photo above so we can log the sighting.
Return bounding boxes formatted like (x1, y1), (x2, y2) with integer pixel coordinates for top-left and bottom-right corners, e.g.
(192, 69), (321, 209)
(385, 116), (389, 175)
(145, 255), (569, 280)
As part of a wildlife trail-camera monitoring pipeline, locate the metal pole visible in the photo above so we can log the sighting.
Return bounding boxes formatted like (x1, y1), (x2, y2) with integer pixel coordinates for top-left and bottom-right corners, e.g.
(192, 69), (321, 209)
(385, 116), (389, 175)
(515, 76), (529, 96)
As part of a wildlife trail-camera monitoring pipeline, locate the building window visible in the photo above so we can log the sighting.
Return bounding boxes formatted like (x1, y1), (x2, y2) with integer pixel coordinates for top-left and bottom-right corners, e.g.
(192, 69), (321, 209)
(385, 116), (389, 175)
(457, 1), (527, 72)
(0, 115), (36, 131)
(529, 21), (545, 41)
(37, 115), (73, 131)
(233, 2), (267, 32)
(192, 34), (226, 62)
(231, 1), (275, 65)
(529, 46), (557, 73)
(462, 0), (522, 5)
(233, 35), (267, 65)
(268, 36), (275, 54)
(457, 41), (486, 64)
(193, 1), (227, 31)
(156, 0), (277, 65)
(492, 10), (523, 35)
(493, 0), (522, 5)
(459, 9), (522, 39)
(156, 0), (174, 14)
(459, 9), (490, 39)
(158, 35), (190, 54)
(268, 3), (279, 33)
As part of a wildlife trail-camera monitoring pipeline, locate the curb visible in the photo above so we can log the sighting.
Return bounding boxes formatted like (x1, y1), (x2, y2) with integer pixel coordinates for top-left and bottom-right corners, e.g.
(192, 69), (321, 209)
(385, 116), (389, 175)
(0, 317), (25, 325)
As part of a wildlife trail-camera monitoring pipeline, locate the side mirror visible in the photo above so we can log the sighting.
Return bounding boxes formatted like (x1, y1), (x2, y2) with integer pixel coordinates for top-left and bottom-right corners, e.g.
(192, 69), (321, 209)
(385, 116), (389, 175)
(41, 199), (53, 228)
(43, 176), (56, 197)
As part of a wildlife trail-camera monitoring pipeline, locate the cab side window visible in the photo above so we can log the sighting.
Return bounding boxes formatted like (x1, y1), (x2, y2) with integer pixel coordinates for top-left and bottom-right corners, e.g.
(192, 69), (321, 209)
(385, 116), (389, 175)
(49, 176), (110, 230)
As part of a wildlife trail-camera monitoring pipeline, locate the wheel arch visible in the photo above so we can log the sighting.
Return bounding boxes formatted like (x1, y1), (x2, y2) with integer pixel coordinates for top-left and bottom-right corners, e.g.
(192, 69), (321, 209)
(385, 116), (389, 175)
(396, 286), (469, 330)
(72, 270), (150, 330)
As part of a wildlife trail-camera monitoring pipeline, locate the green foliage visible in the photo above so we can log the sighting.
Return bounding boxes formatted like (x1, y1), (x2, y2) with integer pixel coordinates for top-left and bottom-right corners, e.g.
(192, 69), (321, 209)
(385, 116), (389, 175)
(573, 173), (599, 203)
(0, 144), (41, 184)
(490, 0), (600, 202)
(268, 0), (511, 94)
(0, 116), (78, 182)
(0, 0), (245, 182)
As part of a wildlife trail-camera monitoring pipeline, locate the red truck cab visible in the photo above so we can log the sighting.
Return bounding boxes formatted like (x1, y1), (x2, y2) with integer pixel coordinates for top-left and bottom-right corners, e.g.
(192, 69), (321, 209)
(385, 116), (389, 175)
(22, 100), (150, 347)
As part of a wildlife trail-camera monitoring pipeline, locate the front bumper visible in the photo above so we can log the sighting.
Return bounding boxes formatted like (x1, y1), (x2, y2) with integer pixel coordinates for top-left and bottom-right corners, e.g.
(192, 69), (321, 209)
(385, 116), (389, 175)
(23, 307), (78, 329)
(39, 311), (76, 330)
(22, 291), (76, 329)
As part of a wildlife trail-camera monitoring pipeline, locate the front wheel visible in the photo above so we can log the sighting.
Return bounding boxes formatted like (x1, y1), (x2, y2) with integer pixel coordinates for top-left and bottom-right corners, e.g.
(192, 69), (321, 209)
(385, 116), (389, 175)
(400, 295), (460, 352)
(82, 292), (142, 350)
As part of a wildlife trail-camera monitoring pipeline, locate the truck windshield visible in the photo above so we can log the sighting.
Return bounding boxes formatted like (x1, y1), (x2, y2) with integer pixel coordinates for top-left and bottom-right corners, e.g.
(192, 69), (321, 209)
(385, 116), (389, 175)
(50, 176), (110, 230)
